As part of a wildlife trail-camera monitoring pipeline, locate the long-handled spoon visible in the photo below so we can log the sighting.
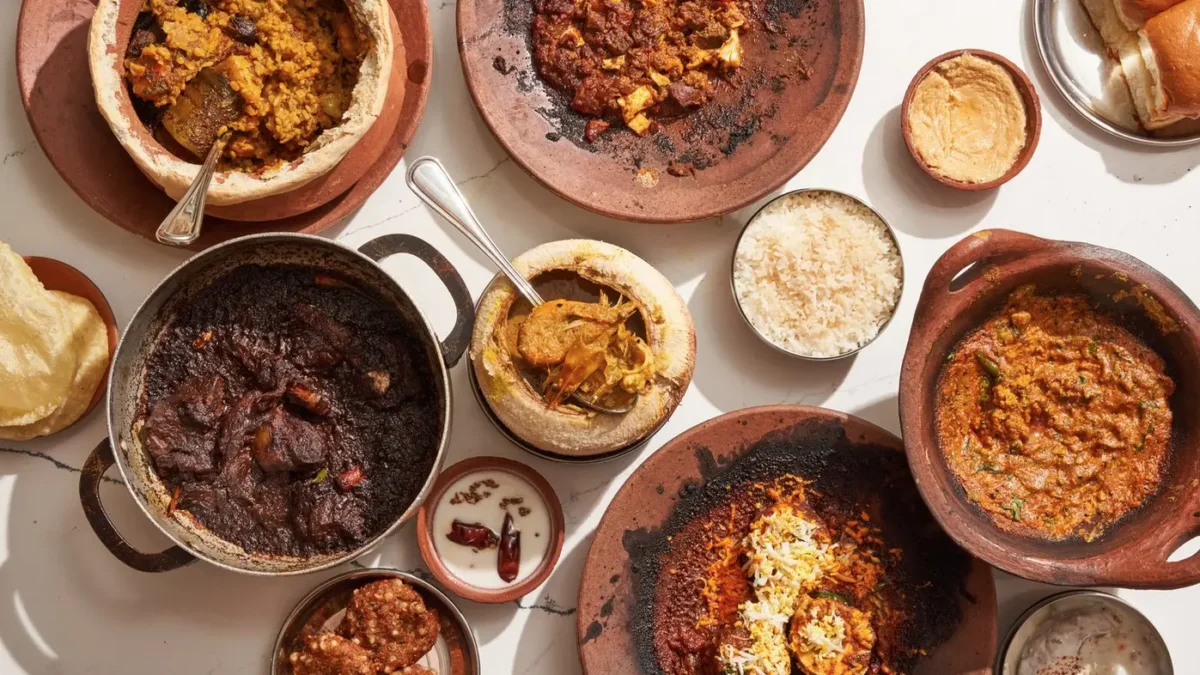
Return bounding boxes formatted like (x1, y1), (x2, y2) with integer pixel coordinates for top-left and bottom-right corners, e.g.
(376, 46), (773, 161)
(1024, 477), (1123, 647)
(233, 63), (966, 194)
(155, 65), (241, 246)
(405, 155), (636, 415)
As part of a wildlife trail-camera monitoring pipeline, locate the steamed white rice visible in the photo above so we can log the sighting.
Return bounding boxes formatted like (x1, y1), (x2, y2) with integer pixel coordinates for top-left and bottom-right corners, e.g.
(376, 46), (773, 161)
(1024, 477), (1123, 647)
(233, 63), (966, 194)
(733, 191), (903, 358)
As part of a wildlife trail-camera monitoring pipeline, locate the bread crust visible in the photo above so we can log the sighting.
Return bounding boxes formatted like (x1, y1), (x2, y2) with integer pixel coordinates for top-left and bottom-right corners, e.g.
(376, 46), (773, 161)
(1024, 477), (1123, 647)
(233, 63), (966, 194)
(1140, 0), (1200, 118)
(88, 0), (394, 206)
(470, 240), (696, 458)
(1117, 0), (1188, 28)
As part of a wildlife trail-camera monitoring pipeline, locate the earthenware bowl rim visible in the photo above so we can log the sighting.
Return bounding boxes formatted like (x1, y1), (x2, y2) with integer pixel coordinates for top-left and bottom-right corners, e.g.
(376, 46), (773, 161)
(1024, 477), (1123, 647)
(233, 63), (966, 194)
(416, 455), (566, 603)
(729, 187), (905, 361)
(900, 48), (1042, 191)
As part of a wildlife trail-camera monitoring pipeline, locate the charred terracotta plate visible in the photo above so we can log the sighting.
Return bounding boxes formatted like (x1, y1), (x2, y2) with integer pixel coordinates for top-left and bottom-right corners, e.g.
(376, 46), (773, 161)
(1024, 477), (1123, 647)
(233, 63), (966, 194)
(23, 256), (118, 423)
(458, 0), (864, 223)
(576, 405), (996, 675)
(272, 568), (480, 675)
(16, 0), (432, 248)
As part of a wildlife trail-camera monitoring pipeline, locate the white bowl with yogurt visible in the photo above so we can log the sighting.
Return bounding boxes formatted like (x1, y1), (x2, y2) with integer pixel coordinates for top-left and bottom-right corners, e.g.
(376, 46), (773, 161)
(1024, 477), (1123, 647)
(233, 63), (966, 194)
(417, 457), (565, 603)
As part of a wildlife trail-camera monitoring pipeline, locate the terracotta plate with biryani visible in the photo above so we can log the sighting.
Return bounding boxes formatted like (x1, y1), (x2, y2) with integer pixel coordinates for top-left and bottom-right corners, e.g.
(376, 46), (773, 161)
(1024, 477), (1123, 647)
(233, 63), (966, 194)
(457, 0), (864, 222)
(577, 406), (996, 675)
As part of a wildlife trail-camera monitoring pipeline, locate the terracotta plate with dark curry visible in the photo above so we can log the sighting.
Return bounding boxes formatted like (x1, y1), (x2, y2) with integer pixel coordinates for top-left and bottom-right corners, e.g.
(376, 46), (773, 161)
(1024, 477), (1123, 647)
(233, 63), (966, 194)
(16, 0), (432, 249)
(458, 0), (864, 223)
(577, 405), (996, 675)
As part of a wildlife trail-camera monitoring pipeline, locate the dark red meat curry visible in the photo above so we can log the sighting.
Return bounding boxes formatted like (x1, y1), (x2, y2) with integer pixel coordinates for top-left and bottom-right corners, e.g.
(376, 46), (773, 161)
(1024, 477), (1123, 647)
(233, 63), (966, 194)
(138, 265), (439, 557)
(532, 0), (757, 139)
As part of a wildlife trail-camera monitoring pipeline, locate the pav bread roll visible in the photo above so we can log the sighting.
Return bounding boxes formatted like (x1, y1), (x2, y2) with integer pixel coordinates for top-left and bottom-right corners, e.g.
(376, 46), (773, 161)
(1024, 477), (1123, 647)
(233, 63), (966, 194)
(1116, 0), (1187, 28)
(1139, 0), (1200, 118)
(1080, 0), (1197, 129)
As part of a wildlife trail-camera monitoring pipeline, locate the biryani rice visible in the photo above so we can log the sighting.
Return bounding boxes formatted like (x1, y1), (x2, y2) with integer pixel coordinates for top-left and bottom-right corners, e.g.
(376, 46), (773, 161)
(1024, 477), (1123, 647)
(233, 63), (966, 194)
(733, 191), (903, 358)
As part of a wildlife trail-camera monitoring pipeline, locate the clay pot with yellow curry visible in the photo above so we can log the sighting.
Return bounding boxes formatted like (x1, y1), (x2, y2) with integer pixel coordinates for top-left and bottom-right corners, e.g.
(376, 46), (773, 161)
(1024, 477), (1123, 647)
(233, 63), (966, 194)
(471, 240), (696, 458)
(88, 0), (394, 205)
(936, 284), (1174, 542)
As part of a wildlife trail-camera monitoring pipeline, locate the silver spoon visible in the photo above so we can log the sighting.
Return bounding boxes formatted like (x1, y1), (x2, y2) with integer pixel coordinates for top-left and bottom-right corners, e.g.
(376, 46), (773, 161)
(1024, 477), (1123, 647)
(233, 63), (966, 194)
(155, 137), (226, 246)
(405, 155), (636, 415)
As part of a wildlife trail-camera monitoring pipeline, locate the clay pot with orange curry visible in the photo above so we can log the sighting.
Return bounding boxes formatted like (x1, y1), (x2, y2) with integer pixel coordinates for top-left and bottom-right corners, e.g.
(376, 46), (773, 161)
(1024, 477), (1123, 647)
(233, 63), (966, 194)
(935, 285), (1174, 542)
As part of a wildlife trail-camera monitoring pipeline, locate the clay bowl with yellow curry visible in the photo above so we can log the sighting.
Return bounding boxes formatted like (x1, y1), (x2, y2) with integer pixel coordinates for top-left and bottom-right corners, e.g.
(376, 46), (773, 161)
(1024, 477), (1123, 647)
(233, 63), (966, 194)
(899, 229), (1200, 589)
(88, 0), (394, 208)
(471, 240), (696, 461)
(901, 50), (1041, 191)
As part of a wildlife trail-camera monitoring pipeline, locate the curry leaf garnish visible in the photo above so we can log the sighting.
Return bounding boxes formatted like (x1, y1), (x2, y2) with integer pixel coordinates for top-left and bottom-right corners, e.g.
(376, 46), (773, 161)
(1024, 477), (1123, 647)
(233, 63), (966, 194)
(978, 464), (1004, 474)
(814, 590), (852, 605)
(1004, 498), (1024, 522)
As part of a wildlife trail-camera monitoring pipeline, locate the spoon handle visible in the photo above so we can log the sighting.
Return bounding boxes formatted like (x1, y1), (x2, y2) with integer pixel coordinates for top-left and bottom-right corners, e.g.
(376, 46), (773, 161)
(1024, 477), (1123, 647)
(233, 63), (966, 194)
(155, 139), (225, 247)
(405, 156), (545, 306)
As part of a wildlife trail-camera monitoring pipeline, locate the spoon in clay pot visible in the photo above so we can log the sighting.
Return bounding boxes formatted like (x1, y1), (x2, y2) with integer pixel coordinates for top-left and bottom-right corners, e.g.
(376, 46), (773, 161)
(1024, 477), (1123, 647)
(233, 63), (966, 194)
(406, 156), (637, 416)
(155, 64), (242, 246)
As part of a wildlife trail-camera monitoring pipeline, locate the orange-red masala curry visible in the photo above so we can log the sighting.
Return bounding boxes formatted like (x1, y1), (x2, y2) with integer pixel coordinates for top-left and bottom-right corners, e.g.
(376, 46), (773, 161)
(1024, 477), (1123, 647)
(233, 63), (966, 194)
(936, 285), (1174, 541)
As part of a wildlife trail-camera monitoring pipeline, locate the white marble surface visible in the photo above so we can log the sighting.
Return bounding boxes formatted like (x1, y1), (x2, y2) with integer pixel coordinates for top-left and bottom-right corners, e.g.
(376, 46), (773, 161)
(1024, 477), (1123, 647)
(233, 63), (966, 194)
(1, 0), (1199, 672)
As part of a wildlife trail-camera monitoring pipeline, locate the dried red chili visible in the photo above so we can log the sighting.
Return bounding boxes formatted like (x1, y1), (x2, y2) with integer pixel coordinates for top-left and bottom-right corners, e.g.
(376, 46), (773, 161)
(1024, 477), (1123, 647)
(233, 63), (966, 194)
(167, 487), (182, 516)
(448, 520), (499, 550)
(337, 465), (364, 491)
(498, 513), (520, 582)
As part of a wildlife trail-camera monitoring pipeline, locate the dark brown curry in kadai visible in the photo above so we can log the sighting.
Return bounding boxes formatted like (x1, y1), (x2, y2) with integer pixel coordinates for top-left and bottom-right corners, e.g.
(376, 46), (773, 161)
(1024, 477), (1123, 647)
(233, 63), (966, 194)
(935, 285), (1174, 542)
(137, 265), (439, 557)
(532, 0), (756, 141)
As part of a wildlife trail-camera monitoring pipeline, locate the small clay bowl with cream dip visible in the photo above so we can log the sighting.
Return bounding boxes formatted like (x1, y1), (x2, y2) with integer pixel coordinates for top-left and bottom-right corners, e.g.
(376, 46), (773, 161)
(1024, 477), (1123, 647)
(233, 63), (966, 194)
(901, 49), (1042, 191)
(416, 456), (565, 603)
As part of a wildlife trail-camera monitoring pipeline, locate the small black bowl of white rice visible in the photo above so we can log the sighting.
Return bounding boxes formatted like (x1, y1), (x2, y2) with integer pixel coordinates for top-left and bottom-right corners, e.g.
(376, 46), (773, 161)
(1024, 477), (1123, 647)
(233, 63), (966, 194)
(730, 189), (904, 360)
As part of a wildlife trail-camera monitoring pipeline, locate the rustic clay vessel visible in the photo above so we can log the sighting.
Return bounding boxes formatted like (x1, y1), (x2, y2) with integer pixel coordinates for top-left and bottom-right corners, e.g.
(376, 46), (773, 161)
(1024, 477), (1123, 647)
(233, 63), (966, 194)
(416, 456), (565, 604)
(457, 0), (864, 223)
(899, 229), (1200, 589)
(89, 0), (393, 206)
(16, 0), (432, 247)
(577, 405), (997, 675)
(23, 256), (118, 421)
(272, 568), (481, 675)
(901, 49), (1042, 191)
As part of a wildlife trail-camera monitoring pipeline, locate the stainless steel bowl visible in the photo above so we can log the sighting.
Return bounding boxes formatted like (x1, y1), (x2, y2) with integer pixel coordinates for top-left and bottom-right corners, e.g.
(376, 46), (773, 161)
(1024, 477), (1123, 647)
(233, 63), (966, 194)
(730, 188), (905, 361)
(996, 590), (1173, 674)
(272, 568), (481, 675)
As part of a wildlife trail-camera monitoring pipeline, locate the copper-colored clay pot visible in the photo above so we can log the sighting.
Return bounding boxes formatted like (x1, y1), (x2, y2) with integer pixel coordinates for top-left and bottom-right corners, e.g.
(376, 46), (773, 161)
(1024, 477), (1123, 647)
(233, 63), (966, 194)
(899, 229), (1200, 589)
(577, 405), (997, 675)
(16, 0), (432, 247)
(900, 50), (1041, 191)
(457, 0), (864, 223)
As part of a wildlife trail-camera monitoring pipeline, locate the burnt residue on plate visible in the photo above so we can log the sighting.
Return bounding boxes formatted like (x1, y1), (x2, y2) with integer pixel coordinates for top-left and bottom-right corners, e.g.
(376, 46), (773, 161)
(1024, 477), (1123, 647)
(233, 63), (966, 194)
(622, 417), (972, 675)
(497, 0), (829, 173)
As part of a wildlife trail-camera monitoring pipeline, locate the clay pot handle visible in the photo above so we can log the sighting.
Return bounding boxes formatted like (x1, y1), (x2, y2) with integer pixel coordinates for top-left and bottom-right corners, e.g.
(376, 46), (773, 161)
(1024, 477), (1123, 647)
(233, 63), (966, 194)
(78, 439), (196, 573)
(915, 229), (1047, 325)
(1108, 510), (1200, 588)
(358, 234), (475, 368)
